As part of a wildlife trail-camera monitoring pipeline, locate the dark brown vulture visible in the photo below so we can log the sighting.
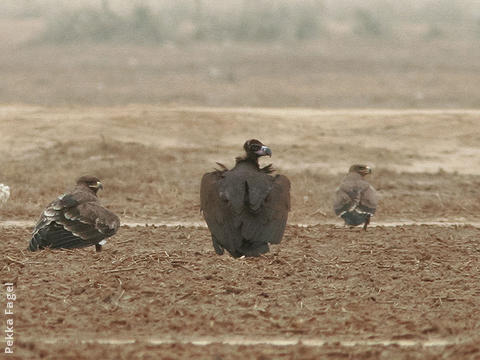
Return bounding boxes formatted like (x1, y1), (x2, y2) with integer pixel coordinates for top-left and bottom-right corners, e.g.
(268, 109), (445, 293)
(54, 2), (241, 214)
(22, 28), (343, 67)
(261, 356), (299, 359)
(334, 164), (377, 231)
(200, 139), (290, 258)
(29, 175), (120, 252)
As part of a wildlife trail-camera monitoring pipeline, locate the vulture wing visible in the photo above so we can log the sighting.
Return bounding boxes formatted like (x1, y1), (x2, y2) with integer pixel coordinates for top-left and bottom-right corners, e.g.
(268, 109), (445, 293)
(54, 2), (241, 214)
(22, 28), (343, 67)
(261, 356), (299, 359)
(29, 189), (120, 251)
(257, 174), (290, 244)
(200, 170), (228, 255)
(201, 164), (290, 257)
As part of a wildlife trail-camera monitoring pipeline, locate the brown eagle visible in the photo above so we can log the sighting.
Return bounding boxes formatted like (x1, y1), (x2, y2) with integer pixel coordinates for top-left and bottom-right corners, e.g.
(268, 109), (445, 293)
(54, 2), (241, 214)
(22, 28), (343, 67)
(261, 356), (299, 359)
(200, 139), (290, 258)
(29, 176), (120, 252)
(334, 164), (377, 231)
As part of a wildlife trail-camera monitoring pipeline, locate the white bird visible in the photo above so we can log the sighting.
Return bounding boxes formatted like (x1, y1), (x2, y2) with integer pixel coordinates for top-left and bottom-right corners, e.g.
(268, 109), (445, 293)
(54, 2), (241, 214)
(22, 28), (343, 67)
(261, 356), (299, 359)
(0, 183), (10, 205)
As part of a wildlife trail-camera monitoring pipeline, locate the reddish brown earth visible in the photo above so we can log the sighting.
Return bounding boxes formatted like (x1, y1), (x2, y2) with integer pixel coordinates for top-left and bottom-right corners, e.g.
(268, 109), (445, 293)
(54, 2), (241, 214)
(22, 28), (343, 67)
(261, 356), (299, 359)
(2, 224), (480, 359)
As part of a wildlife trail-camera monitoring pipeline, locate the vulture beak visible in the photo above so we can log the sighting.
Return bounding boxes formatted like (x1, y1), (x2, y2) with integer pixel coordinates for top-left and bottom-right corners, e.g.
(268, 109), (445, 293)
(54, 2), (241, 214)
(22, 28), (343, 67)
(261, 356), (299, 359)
(256, 146), (272, 157)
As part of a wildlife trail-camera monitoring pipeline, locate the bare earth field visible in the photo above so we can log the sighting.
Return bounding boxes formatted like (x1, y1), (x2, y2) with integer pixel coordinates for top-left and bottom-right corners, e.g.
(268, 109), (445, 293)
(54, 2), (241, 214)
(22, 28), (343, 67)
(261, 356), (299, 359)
(2, 225), (480, 359)
(1, 107), (480, 359)
(2, 106), (480, 223)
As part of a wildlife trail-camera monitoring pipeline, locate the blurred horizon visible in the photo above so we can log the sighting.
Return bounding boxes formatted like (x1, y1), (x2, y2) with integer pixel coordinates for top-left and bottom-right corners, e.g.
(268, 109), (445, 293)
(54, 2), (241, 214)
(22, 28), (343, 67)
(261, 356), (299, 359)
(3, 0), (480, 44)
(1, 0), (480, 108)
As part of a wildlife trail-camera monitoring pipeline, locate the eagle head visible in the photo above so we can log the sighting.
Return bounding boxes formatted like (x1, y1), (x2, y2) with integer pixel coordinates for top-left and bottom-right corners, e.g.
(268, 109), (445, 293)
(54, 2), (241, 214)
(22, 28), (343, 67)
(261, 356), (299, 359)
(349, 164), (372, 177)
(76, 175), (103, 194)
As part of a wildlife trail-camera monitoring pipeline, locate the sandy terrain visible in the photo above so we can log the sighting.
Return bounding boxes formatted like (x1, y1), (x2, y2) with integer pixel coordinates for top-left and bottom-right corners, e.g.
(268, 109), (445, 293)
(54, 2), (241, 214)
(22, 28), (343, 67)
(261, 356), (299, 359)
(1, 106), (480, 358)
(1, 107), (480, 224)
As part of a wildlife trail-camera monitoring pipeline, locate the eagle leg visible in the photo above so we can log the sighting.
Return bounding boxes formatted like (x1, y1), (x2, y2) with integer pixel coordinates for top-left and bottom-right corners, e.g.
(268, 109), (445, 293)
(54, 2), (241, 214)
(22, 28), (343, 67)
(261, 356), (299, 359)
(95, 244), (102, 252)
(363, 214), (371, 232)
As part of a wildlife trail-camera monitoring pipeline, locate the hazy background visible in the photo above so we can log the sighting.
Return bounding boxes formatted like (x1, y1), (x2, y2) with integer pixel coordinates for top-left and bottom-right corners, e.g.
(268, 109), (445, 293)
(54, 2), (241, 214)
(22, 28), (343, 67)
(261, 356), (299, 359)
(1, 0), (480, 108)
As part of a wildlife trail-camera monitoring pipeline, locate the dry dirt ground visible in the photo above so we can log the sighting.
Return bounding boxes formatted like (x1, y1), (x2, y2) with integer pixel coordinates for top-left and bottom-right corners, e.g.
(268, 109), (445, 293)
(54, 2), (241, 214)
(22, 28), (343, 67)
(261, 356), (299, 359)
(2, 107), (480, 224)
(1, 107), (480, 359)
(2, 225), (480, 359)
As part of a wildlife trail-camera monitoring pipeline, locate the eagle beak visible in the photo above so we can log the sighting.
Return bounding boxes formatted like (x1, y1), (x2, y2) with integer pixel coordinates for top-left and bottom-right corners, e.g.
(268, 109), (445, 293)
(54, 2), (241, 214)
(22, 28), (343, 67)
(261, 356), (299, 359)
(94, 181), (103, 190)
(366, 166), (372, 174)
(256, 146), (272, 157)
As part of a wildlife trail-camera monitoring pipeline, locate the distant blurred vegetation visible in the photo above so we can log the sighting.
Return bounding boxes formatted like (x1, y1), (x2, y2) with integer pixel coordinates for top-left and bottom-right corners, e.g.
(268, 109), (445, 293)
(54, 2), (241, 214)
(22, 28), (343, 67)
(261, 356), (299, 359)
(37, 0), (325, 44)
(3, 0), (480, 44)
(39, 2), (164, 44)
(352, 9), (387, 37)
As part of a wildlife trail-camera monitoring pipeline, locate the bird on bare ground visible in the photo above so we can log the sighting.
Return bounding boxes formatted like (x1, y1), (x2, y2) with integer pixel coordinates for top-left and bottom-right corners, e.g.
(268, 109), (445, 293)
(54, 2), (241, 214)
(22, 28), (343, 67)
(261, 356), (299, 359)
(334, 164), (377, 231)
(201, 140), (290, 257)
(29, 175), (120, 252)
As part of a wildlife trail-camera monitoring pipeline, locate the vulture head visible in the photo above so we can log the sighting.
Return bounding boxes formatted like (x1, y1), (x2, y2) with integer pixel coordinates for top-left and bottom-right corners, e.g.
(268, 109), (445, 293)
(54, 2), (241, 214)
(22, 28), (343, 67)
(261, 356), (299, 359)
(243, 139), (272, 159)
(76, 175), (103, 194)
(349, 164), (372, 177)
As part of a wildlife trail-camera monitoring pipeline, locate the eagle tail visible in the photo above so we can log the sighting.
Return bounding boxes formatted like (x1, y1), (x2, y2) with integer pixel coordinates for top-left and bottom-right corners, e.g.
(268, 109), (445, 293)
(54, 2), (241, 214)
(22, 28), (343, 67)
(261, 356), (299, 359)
(29, 223), (91, 251)
(341, 211), (370, 226)
(28, 233), (42, 251)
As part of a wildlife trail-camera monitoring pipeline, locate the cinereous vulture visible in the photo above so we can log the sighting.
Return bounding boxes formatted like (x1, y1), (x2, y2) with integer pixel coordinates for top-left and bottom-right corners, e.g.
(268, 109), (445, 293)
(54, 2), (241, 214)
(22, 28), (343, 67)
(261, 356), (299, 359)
(334, 164), (377, 231)
(29, 175), (120, 252)
(200, 139), (290, 258)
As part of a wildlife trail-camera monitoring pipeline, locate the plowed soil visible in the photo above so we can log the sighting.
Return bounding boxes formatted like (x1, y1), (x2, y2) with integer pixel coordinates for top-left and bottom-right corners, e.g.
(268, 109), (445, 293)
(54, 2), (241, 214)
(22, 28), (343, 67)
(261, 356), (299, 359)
(2, 224), (480, 359)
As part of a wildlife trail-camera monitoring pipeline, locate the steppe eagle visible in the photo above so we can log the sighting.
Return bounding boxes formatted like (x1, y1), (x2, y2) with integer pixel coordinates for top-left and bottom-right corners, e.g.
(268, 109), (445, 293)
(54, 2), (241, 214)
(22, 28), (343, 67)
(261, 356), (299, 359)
(29, 175), (120, 252)
(334, 164), (377, 231)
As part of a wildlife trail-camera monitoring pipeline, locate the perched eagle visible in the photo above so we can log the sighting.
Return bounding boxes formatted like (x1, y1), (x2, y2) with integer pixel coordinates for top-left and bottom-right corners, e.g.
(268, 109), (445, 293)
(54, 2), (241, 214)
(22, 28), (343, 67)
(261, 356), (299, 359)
(200, 139), (290, 258)
(29, 175), (120, 252)
(334, 164), (377, 231)
(0, 183), (10, 205)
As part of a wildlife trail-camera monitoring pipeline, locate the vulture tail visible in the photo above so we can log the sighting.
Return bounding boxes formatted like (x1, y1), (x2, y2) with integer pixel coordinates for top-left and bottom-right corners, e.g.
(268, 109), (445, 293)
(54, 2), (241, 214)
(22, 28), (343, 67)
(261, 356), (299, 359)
(238, 241), (270, 257)
(212, 236), (224, 255)
(29, 223), (91, 251)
